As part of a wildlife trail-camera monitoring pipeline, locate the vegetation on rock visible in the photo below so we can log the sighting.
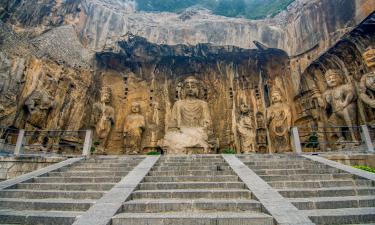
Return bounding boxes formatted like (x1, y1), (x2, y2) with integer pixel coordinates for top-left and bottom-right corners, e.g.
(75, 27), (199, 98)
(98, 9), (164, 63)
(136, 0), (295, 19)
(353, 165), (375, 174)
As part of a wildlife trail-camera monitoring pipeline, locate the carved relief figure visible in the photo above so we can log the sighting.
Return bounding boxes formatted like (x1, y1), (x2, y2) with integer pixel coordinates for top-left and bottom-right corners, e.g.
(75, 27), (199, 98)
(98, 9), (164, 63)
(123, 102), (145, 154)
(319, 69), (358, 146)
(24, 89), (56, 129)
(93, 87), (115, 154)
(161, 76), (213, 154)
(267, 88), (292, 153)
(360, 47), (375, 120)
(237, 104), (256, 153)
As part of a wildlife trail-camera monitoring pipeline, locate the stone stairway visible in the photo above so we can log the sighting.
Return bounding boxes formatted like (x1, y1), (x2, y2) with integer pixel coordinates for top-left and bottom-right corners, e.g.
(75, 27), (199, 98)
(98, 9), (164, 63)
(112, 155), (274, 225)
(0, 156), (143, 225)
(238, 154), (375, 225)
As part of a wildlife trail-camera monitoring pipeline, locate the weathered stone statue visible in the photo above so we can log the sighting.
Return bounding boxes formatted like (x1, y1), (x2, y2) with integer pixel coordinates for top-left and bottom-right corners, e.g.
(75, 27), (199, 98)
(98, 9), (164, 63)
(123, 102), (145, 154)
(237, 104), (256, 153)
(93, 87), (115, 154)
(319, 69), (358, 146)
(266, 88), (292, 153)
(161, 76), (212, 154)
(360, 47), (375, 112)
(24, 89), (56, 129)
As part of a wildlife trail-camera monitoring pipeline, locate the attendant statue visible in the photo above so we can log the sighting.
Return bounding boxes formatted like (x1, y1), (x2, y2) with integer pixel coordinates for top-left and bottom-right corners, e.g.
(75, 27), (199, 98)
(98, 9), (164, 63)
(123, 102), (145, 154)
(237, 104), (256, 153)
(161, 76), (213, 154)
(93, 87), (115, 154)
(267, 88), (292, 153)
(360, 47), (375, 115)
(319, 69), (358, 146)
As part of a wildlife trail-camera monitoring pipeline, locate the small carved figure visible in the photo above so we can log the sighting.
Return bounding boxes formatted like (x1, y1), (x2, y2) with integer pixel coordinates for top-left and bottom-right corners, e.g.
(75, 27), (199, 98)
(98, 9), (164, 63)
(24, 89), (56, 129)
(237, 104), (256, 153)
(123, 102), (145, 154)
(162, 76), (213, 154)
(319, 69), (358, 146)
(93, 87), (115, 154)
(267, 88), (292, 153)
(360, 47), (375, 111)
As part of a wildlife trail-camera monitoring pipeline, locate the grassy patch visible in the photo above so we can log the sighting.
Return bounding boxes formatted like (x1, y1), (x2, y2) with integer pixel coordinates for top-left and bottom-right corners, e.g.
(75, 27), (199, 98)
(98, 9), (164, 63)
(222, 148), (236, 154)
(353, 165), (375, 173)
(146, 151), (161, 155)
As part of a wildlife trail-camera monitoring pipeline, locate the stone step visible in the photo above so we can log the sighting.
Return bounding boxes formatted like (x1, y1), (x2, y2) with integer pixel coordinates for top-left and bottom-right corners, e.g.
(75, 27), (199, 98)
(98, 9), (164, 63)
(143, 175), (240, 182)
(122, 199), (262, 213)
(59, 167), (134, 172)
(290, 195), (375, 210)
(70, 165), (137, 170)
(245, 161), (319, 166)
(0, 198), (94, 211)
(47, 171), (130, 177)
(278, 187), (375, 198)
(151, 165), (231, 171)
(303, 207), (375, 225)
(260, 173), (356, 182)
(148, 170), (234, 176)
(14, 182), (116, 191)
(248, 164), (332, 170)
(70, 163), (138, 170)
(138, 182), (245, 190)
(253, 168), (344, 175)
(0, 209), (80, 225)
(131, 189), (252, 200)
(112, 212), (274, 225)
(33, 176), (122, 183)
(154, 162), (228, 167)
(0, 189), (104, 199)
(75, 162), (140, 166)
(269, 179), (373, 189)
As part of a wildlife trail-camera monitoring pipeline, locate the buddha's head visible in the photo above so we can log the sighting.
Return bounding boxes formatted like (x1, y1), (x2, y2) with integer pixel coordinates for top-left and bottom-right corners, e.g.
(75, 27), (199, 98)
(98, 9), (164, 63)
(240, 104), (250, 115)
(363, 47), (375, 69)
(131, 102), (141, 113)
(271, 88), (283, 104)
(100, 86), (112, 104)
(325, 70), (343, 88)
(183, 76), (200, 98)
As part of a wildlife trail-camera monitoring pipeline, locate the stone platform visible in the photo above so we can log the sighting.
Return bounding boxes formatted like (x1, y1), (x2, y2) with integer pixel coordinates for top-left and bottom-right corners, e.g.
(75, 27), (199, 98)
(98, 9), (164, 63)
(0, 154), (374, 225)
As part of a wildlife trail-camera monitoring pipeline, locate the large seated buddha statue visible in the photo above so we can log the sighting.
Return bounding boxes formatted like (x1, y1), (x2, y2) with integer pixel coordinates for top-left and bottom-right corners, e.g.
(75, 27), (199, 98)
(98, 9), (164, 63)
(161, 76), (213, 154)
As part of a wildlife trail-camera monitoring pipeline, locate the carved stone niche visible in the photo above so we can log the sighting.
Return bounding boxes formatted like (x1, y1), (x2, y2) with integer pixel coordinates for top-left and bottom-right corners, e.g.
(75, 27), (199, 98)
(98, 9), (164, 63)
(160, 76), (215, 154)
(123, 102), (145, 154)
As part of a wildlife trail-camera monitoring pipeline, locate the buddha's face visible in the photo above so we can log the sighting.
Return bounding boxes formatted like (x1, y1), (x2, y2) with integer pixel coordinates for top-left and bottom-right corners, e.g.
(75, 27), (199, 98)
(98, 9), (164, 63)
(325, 71), (342, 88)
(131, 104), (140, 113)
(363, 48), (375, 68)
(271, 91), (282, 104)
(184, 79), (199, 98)
(240, 104), (250, 114)
(101, 89), (111, 103)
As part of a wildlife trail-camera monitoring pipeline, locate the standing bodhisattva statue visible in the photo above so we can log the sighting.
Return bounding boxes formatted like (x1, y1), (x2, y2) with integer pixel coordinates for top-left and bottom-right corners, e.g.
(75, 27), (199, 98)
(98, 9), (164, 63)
(237, 104), (256, 153)
(319, 69), (358, 146)
(267, 88), (292, 153)
(162, 76), (213, 154)
(360, 47), (375, 114)
(93, 87), (115, 154)
(123, 102), (145, 154)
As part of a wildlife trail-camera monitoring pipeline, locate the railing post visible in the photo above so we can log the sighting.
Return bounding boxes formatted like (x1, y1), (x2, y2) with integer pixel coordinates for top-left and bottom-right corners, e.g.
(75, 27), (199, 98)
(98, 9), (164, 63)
(14, 129), (25, 156)
(361, 125), (374, 153)
(82, 130), (93, 157)
(291, 127), (302, 154)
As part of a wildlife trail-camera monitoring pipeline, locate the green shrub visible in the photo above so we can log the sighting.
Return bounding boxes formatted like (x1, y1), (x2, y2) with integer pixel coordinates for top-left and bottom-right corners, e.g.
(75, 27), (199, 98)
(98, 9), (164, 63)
(90, 146), (96, 153)
(222, 148), (236, 154)
(353, 165), (375, 173)
(304, 134), (319, 148)
(146, 151), (161, 155)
